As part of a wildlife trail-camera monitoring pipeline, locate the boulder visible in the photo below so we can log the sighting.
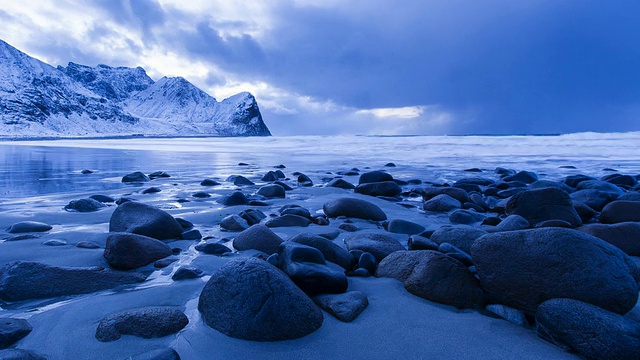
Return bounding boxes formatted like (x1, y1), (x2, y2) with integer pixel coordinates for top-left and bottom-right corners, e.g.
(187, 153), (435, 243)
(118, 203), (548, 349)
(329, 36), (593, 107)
(0, 349), (46, 360)
(227, 175), (254, 186)
(357, 252), (377, 274)
(265, 215), (311, 228)
(344, 233), (405, 261)
(126, 348), (180, 360)
(376, 250), (431, 282)
(494, 214), (529, 232)
(502, 170), (538, 184)
(576, 180), (625, 195)
(122, 171), (150, 183)
(529, 180), (574, 193)
(570, 189), (617, 211)
(233, 224), (283, 254)
(89, 194), (115, 203)
(195, 242), (232, 255)
(277, 242), (348, 295)
(64, 198), (106, 212)
(422, 186), (470, 204)
(148, 171), (170, 179)
(312, 291), (368, 322)
(572, 200), (597, 223)
(95, 307), (188, 342)
(172, 266), (203, 280)
(449, 209), (485, 224)
(104, 233), (172, 270)
(536, 299), (640, 360)
(323, 197), (387, 221)
(386, 219), (425, 235)
(200, 179), (220, 186)
(219, 191), (248, 206)
(256, 184), (286, 198)
(505, 187), (582, 227)
(602, 173), (638, 187)
(220, 215), (249, 232)
(261, 171), (279, 182)
(238, 209), (267, 226)
(142, 187), (161, 194)
(198, 258), (323, 341)
(404, 251), (486, 309)
(326, 178), (356, 190)
(289, 233), (355, 270)
(579, 222), (640, 256)
(6, 221), (52, 234)
(430, 226), (487, 253)
(407, 235), (439, 251)
(0, 261), (146, 301)
(359, 171), (393, 184)
(564, 174), (596, 188)
(423, 194), (462, 212)
(109, 202), (183, 240)
(0, 319), (32, 349)
(600, 201), (640, 224)
(355, 181), (402, 197)
(470, 228), (639, 314)
(619, 191), (640, 201)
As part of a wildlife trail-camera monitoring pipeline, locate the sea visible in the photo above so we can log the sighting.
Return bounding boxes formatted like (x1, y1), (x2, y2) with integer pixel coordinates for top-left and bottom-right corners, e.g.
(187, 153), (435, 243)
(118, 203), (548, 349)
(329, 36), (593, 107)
(1, 132), (639, 198)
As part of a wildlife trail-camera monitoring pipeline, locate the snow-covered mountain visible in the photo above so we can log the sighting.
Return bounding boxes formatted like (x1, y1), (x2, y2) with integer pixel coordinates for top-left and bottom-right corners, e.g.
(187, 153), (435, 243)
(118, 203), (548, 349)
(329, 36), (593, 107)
(0, 39), (271, 137)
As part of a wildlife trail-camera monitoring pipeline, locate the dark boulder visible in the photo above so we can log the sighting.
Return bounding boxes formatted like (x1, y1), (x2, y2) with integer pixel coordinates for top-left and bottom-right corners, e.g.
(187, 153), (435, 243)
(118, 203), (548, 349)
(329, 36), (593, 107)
(423, 194), (461, 212)
(0, 261), (146, 301)
(109, 202), (183, 240)
(192, 191), (210, 198)
(344, 233), (405, 261)
(265, 215), (311, 228)
(359, 171), (393, 184)
(422, 186), (470, 204)
(470, 228), (639, 314)
(198, 257), (323, 341)
(261, 171), (279, 182)
(430, 226), (487, 253)
(404, 251), (485, 309)
(142, 187), (161, 194)
(503, 170), (538, 184)
(195, 242), (232, 255)
(104, 233), (172, 270)
(6, 221), (52, 234)
(323, 197), (387, 221)
(386, 219), (425, 235)
(494, 214), (529, 232)
(172, 266), (203, 280)
(239, 209), (267, 226)
(579, 222), (640, 256)
(277, 242), (348, 295)
(64, 198), (106, 212)
(407, 235), (439, 251)
(600, 201), (640, 224)
(227, 175), (254, 186)
(95, 307), (188, 342)
(619, 191), (640, 201)
(0, 319), (32, 349)
(312, 291), (368, 322)
(505, 187), (582, 227)
(233, 224), (283, 254)
(257, 184), (286, 198)
(200, 179), (220, 186)
(326, 178), (356, 190)
(564, 174), (596, 188)
(219, 191), (248, 206)
(148, 171), (170, 179)
(570, 189), (617, 211)
(576, 180), (624, 195)
(289, 233), (354, 270)
(449, 209), (485, 224)
(536, 298), (640, 360)
(89, 194), (115, 203)
(297, 174), (313, 186)
(529, 180), (574, 193)
(220, 215), (249, 232)
(355, 181), (402, 197)
(122, 171), (150, 183)
(572, 200), (597, 223)
(602, 173), (637, 187)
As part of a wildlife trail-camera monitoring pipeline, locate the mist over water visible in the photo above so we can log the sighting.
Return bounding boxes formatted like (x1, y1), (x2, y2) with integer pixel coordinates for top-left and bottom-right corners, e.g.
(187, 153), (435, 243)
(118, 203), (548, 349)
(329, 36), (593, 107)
(1, 133), (639, 198)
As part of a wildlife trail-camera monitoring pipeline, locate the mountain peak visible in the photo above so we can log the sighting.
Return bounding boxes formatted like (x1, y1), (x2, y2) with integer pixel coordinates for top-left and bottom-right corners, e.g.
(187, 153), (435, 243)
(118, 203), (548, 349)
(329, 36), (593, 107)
(0, 38), (270, 137)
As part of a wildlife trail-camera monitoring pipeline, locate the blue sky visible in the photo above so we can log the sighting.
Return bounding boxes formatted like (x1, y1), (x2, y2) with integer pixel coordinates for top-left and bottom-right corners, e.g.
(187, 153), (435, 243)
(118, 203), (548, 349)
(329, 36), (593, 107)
(1, 0), (639, 135)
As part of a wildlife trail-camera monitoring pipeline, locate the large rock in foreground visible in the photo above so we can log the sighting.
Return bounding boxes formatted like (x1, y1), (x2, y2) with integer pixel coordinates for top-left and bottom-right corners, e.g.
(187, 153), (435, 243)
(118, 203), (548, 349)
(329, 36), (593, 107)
(470, 228), (638, 314)
(344, 233), (404, 261)
(536, 298), (640, 360)
(198, 258), (323, 341)
(505, 187), (582, 227)
(96, 307), (188, 342)
(232, 224), (283, 254)
(104, 233), (173, 270)
(323, 197), (387, 221)
(109, 202), (183, 240)
(0, 261), (146, 301)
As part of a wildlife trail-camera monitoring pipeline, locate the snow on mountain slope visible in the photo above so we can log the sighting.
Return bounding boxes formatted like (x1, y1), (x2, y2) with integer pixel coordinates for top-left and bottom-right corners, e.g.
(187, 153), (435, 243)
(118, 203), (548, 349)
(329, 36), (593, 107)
(59, 62), (154, 101)
(0, 39), (271, 137)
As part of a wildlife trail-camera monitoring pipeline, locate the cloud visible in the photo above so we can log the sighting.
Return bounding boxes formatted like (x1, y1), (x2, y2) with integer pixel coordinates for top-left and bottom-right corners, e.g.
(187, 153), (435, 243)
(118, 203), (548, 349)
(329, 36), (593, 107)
(0, 1), (639, 135)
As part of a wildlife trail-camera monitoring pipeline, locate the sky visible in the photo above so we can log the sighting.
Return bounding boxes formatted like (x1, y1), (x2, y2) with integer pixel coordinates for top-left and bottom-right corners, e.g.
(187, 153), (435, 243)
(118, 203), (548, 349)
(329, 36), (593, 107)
(0, 0), (639, 135)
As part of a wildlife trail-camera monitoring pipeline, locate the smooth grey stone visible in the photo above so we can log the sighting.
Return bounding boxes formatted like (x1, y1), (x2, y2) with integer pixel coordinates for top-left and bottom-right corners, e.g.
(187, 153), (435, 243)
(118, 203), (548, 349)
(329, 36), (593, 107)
(96, 307), (188, 342)
(312, 291), (368, 322)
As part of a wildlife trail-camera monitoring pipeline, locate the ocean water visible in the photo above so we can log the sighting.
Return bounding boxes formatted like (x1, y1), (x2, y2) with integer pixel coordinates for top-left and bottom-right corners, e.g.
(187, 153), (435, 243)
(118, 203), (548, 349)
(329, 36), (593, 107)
(0, 133), (639, 198)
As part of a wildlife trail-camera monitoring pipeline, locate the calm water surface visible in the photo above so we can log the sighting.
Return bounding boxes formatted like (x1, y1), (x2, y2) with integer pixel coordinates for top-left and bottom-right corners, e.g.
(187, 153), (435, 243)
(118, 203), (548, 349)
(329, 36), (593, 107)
(0, 133), (639, 198)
